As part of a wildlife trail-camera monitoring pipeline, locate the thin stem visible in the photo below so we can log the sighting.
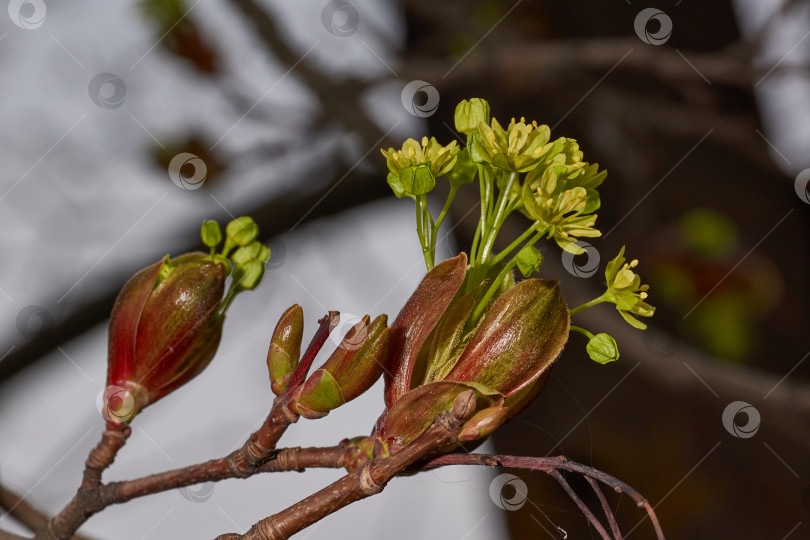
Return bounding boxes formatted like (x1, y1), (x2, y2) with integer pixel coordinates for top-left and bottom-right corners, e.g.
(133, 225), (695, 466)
(429, 186), (458, 257)
(470, 228), (544, 324)
(549, 470), (612, 540)
(585, 476), (623, 539)
(569, 293), (609, 316)
(418, 454), (664, 540)
(490, 221), (542, 266)
(479, 170), (517, 264)
(570, 325), (595, 339)
(470, 259), (516, 325)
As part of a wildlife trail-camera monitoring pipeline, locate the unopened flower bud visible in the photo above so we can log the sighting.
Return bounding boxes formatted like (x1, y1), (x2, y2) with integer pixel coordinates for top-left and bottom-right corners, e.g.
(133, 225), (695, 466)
(106, 252), (226, 427)
(454, 98), (490, 136)
(292, 314), (389, 419)
(267, 305), (304, 395)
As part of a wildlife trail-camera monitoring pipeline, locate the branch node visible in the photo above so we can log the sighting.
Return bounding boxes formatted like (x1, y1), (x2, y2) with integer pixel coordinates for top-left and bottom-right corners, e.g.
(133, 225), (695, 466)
(357, 464), (384, 496)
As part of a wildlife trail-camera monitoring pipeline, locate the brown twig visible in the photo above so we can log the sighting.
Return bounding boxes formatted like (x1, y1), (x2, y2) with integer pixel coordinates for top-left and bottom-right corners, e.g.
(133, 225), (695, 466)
(419, 453), (665, 540)
(585, 476), (623, 540)
(0, 483), (88, 540)
(36, 313), (342, 540)
(239, 311), (338, 468)
(104, 445), (348, 503)
(229, 390), (479, 540)
(37, 428), (130, 540)
(549, 470), (611, 540)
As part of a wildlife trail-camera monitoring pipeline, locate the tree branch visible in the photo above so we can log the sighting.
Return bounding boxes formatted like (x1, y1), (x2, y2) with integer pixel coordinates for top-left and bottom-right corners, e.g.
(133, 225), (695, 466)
(419, 453), (665, 540)
(0, 483), (88, 540)
(227, 390), (480, 540)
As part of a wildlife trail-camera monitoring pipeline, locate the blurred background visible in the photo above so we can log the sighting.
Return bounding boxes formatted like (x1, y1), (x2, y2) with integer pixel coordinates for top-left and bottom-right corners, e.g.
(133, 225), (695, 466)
(1, 0), (809, 538)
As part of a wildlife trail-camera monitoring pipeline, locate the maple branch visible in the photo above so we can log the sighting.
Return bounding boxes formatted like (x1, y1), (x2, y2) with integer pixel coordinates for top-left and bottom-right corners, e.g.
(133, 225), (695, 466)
(226, 390), (479, 540)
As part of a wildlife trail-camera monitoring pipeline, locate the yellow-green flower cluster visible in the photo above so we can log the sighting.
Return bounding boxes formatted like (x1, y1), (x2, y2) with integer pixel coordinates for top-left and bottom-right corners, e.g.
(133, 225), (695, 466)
(521, 159), (605, 254)
(469, 117), (559, 173)
(604, 246), (655, 329)
(381, 137), (458, 198)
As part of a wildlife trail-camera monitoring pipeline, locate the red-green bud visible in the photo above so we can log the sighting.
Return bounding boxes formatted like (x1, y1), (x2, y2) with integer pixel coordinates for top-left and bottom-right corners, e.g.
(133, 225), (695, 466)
(384, 253), (467, 408)
(267, 305), (304, 395)
(379, 254), (570, 451)
(292, 314), (389, 418)
(105, 252), (226, 427)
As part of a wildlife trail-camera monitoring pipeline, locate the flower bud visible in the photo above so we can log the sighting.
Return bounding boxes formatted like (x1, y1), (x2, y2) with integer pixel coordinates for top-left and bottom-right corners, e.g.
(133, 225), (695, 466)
(106, 252), (226, 426)
(267, 305), (304, 395)
(379, 256), (570, 451)
(293, 314), (389, 418)
(454, 98), (490, 136)
(384, 253), (467, 408)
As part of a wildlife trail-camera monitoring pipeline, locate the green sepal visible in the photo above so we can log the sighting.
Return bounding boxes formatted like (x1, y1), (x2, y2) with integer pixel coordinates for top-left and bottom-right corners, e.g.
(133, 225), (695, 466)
(400, 164), (436, 196)
(515, 244), (543, 277)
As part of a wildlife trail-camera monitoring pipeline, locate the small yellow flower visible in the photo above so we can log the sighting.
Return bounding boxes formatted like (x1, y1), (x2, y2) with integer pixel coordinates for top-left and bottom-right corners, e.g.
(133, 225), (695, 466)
(604, 247), (655, 329)
(470, 117), (557, 172)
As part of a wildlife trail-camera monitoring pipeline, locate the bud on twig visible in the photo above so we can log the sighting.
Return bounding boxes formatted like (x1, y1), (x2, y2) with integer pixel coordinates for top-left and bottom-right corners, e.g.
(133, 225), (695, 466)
(267, 305), (304, 395)
(292, 315), (389, 418)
